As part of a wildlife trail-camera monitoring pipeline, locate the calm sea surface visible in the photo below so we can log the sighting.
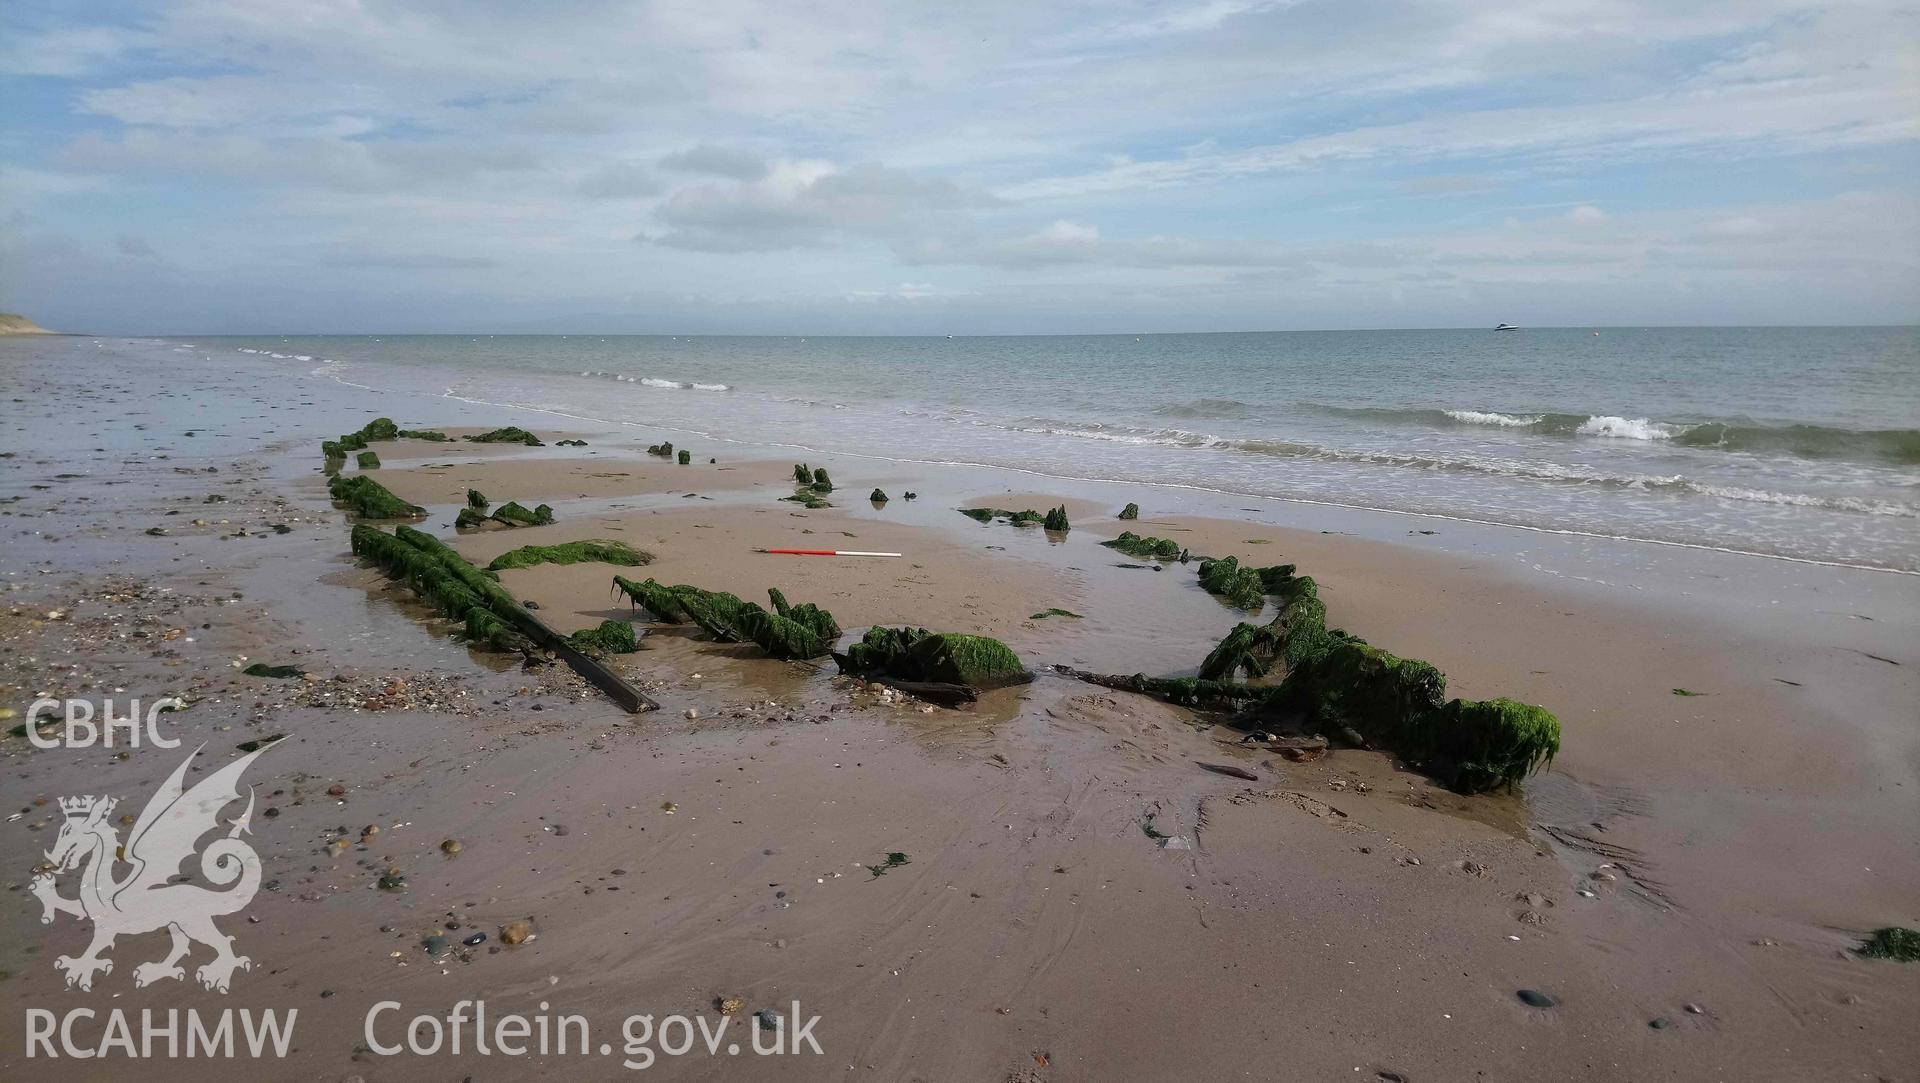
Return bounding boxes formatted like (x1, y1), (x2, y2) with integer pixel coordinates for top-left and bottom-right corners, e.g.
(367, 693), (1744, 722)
(191, 327), (1920, 570)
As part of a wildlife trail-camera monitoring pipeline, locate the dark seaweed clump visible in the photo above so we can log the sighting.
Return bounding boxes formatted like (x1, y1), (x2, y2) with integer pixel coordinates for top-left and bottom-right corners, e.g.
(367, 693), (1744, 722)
(839, 627), (1028, 689)
(1101, 531), (1182, 560)
(1858, 927), (1920, 962)
(468, 427), (543, 446)
(1118, 502), (1139, 520)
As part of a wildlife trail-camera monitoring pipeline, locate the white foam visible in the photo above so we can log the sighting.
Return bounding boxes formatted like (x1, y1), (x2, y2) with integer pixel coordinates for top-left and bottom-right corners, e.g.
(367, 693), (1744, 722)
(1577, 415), (1680, 440)
(1445, 409), (1542, 427)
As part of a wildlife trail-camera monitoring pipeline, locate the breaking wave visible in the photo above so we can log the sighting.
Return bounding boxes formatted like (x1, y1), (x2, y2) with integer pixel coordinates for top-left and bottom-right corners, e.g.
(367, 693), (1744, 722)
(579, 369), (731, 392)
(1224, 440), (1916, 516)
(1302, 402), (1920, 463)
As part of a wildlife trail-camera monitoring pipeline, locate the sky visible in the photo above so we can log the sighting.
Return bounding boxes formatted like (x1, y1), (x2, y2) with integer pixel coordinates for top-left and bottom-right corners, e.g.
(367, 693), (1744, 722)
(1, 1), (1917, 335)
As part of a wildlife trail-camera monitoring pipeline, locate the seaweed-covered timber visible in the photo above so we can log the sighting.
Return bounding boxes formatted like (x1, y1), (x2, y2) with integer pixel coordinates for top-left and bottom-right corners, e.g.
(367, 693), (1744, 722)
(350, 524), (656, 711)
(489, 501), (554, 527)
(611, 577), (840, 660)
(793, 463), (812, 484)
(783, 489), (831, 509)
(1043, 505), (1070, 532)
(837, 627), (1032, 692)
(487, 540), (651, 571)
(678, 449), (691, 464)
(870, 489), (889, 503)
(467, 489), (489, 509)
(1101, 531), (1184, 560)
(1119, 502), (1140, 520)
(320, 416), (448, 464)
(1198, 555), (1266, 610)
(356, 450), (380, 470)
(328, 474), (427, 519)
(648, 442), (675, 458)
(811, 468), (833, 493)
(556, 438), (588, 447)
(455, 507), (489, 529)
(1066, 562), (1560, 794)
(468, 426), (543, 446)
(958, 507), (1047, 525)
(1052, 666), (1266, 708)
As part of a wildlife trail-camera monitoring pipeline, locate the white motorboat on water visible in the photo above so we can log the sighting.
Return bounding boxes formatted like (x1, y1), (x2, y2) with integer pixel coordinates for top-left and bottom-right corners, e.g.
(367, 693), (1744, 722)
(1494, 322), (1517, 330)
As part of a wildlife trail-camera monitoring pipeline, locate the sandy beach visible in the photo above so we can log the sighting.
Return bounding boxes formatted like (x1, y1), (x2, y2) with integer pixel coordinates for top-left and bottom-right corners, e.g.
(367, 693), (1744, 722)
(0, 337), (1913, 1081)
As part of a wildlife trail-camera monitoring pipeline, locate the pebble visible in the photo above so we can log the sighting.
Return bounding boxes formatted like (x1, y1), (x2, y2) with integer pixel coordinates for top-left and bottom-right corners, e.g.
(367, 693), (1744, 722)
(1516, 989), (1556, 1009)
(462, 932), (487, 947)
(1649, 1017), (1673, 1029)
(327, 783), (346, 797)
(423, 935), (450, 957)
(1684, 1003), (1705, 1015)
(440, 839), (462, 855)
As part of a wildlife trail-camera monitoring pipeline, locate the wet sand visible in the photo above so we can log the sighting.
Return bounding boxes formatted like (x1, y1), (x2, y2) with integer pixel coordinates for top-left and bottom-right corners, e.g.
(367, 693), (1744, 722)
(1, 337), (1915, 1082)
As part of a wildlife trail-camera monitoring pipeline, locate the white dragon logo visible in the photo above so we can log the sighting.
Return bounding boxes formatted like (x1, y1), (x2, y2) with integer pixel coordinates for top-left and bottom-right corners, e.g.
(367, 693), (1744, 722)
(28, 743), (268, 993)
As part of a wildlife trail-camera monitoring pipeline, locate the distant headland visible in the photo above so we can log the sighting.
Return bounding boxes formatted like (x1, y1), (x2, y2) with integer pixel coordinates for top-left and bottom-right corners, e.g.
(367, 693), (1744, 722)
(0, 313), (55, 335)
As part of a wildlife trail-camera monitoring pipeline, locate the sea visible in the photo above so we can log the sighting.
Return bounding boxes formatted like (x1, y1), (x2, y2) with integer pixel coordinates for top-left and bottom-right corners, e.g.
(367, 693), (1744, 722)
(191, 327), (1920, 571)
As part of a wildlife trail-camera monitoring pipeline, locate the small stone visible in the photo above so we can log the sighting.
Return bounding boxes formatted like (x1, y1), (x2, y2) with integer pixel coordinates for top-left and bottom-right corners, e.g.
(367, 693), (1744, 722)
(551, 824), (569, 836)
(685, 709), (699, 719)
(423, 935), (451, 957)
(440, 839), (462, 855)
(1516, 989), (1555, 1009)
(462, 932), (487, 947)
(327, 783), (346, 797)
(1684, 1003), (1705, 1015)
(1649, 1017), (1673, 1029)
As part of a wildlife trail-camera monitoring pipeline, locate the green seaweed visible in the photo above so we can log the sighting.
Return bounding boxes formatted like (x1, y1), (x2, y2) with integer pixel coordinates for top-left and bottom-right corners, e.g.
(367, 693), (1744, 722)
(1043, 505), (1070, 532)
(1198, 621), (1281, 680)
(241, 663), (303, 679)
(864, 852), (911, 878)
(1118, 502), (1139, 520)
(840, 627), (1028, 688)
(487, 540), (651, 571)
(794, 463), (813, 484)
(454, 507), (490, 529)
(783, 489), (832, 509)
(567, 619), (639, 656)
(467, 489), (489, 509)
(468, 426), (543, 446)
(1197, 556), (1266, 611)
(811, 468), (833, 493)
(556, 438), (587, 446)
(1030, 607), (1084, 620)
(1413, 697), (1561, 794)
(611, 578), (837, 659)
(678, 449), (690, 465)
(321, 417), (444, 464)
(356, 450), (380, 469)
(1857, 927), (1920, 962)
(328, 474), (426, 520)
(958, 507), (996, 522)
(870, 489), (889, 503)
(1671, 687), (1706, 696)
(1101, 531), (1183, 560)
(397, 428), (449, 441)
(489, 501), (554, 527)
(648, 441), (675, 458)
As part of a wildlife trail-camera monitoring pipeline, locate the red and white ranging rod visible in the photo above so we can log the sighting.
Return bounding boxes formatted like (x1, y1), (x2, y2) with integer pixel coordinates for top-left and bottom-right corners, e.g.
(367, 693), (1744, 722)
(755, 547), (902, 558)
